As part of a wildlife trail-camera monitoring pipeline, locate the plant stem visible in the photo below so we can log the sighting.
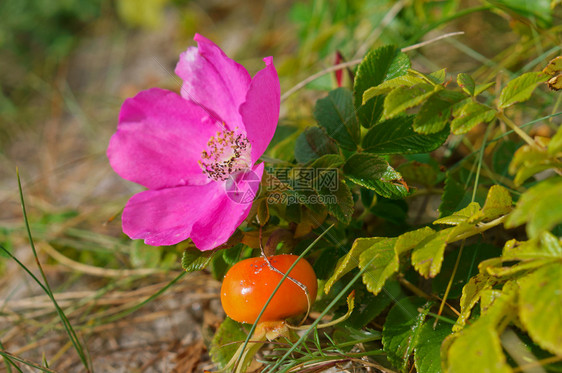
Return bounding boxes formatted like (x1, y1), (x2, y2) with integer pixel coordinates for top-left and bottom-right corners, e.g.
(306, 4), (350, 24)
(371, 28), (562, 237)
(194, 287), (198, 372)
(497, 112), (540, 150)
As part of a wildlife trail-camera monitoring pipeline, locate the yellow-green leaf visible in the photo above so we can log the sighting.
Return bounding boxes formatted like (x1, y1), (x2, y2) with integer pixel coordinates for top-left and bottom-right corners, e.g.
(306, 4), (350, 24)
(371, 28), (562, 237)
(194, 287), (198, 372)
(451, 100), (495, 135)
(324, 237), (380, 294)
(498, 72), (549, 109)
(519, 263), (562, 355)
(468, 185), (512, 223)
(359, 237), (399, 295)
(411, 230), (448, 278)
(434, 202), (481, 225)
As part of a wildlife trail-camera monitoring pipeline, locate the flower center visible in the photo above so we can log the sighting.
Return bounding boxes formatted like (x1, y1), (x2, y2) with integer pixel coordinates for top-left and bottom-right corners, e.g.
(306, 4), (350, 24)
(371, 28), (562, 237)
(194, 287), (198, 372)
(199, 130), (252, 181)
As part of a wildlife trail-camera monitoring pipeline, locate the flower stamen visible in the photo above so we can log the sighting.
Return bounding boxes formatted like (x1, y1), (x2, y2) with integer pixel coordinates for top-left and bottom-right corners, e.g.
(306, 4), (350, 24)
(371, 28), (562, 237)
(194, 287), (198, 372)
(199, 129), (252, 181)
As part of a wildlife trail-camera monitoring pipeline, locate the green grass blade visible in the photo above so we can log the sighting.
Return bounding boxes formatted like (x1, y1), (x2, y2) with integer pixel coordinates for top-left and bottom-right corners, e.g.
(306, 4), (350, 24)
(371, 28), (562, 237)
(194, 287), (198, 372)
(15, 169), (91, 372)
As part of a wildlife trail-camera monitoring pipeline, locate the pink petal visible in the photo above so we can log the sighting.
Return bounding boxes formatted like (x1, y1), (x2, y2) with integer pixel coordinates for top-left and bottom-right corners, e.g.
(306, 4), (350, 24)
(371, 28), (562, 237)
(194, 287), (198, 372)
(122, 182), (218, 247)
(190, 163), (265, 250)
(108, 88), (220, 189)
(175, 34), (251, 132)
(240, 57), (280, 163)
(122, 164), (264, 250)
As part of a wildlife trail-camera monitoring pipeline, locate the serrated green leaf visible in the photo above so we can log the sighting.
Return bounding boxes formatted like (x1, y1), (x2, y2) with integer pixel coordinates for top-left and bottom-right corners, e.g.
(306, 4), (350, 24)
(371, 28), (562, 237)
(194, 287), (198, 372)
(548, 124), (562, 155)
(346, 285), (394, 329)
(309, 154), (344, 169)
(474, 82), (495, 96)
(382, 298), (431, 371)
(503, 232), (562, 260)
(181, 247), (214, 272)
(343, 153), (389, 185)
(413, 95), (454, 134)
(427, 68), (447, 84)
(362, 74), (427, 103)
(519, 263), (562, 355)
(505, 177), (562, 238)
(383, 83), (439, 119)
(498, 71), (549, 109)
(362, 115), (449, 155)
(324, 237), (377, 294)
(222, 244), (244, 265)
(446, 327), (512, 373)
(454, 273), (496, 331)
(314, 87), (360, 150)
(294, 126), (338, 164)
(345, 156), (410, 199)
(469, 185), (512, 223)
(395, 226), (436, 254)
(359, 237), (399, 295)
(451, 100), (495, 134)
(411, 230), (449, 278)
(457, 73), (475, 96)
(446, 288), (516, 373)
(439, 172), (472, 217)
(209, 317), (247, 369)
(317, 173), (354, 224)
(354, 46), (410, 128)
(414, 321), (451, 373)
(434, 202), (481, 225)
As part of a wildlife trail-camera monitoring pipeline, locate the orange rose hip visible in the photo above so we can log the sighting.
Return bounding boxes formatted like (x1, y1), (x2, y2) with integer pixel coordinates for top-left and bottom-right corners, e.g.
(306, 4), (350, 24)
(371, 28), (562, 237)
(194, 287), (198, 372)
(220, 254), (318, 324)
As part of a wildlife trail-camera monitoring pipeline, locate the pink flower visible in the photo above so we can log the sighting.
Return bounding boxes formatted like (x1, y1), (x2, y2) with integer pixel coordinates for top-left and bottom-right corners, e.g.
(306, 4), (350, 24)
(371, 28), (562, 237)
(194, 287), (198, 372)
(107, 34), (280, 251)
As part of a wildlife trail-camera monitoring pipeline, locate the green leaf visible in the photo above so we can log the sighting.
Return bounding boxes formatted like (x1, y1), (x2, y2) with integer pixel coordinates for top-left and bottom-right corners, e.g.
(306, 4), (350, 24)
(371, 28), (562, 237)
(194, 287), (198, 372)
(474, 82), (495, 96)
(343, 153), (389, 185)
(345, 155), (410, 199)
(209, 317), (248, 369)
(294, 126), (338, 164)
(412, 94), (456, 134)
(222, 244), (244, 265)
(469, 185), (513, 223)
(548, 124), (562, 155)
(505, 177), (562, 238)
(498, 72), (549, 109)
(414, 321), (452, 373)
(359, 237), (399, 295)
(362, 74), (427, 103)
(411, 229), (449, 278)
(383, 83), (439, 119)
(314, 87), (360, 150)
(324, 237), (376, 294)
(346, 285), (395, 329)
(317, 173), (354, 224)
(395, 226), (436, 254)
(446, 327), (512, 373)
(362, 115), (449, 155)
(181, 247), (214, 272)
(519, 263), (562, 355)
(457, 73), (475, 96)
(503, 232), (562, 260)
(439, 172), (472, 217)
(427, 68), (447, 84)
(354, 46), (410, 128)
(454, 273), (496, 331)
(309, 154), (344, 169)
(382, 298), (431, 371)
(451, 100), (495, 135)
(446, 288), (516, 373)
(434, 202), (481, 225)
